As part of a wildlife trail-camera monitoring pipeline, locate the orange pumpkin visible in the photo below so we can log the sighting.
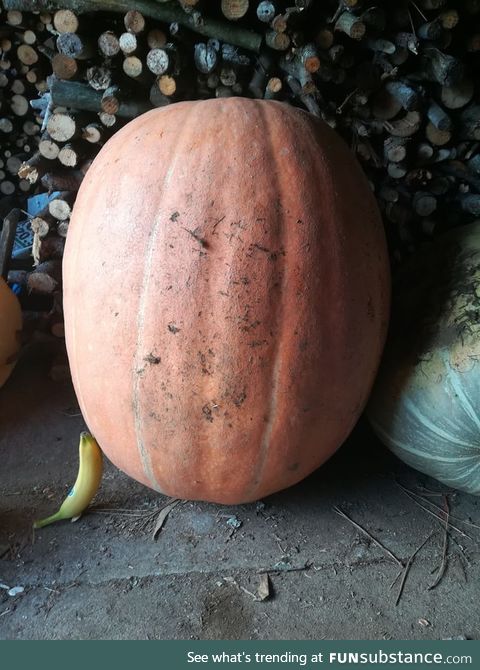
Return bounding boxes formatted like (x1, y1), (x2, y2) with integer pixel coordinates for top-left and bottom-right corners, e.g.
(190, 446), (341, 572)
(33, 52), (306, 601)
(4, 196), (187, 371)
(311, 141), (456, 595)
(0, 277), (22, 389)
(63, 99), (390, 504)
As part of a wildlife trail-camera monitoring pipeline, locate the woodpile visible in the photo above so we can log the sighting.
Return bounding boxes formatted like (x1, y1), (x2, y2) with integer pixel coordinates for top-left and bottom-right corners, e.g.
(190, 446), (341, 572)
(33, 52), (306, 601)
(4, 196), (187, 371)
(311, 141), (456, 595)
(1, 0), (480, 348)
(0, 10), (45, 199)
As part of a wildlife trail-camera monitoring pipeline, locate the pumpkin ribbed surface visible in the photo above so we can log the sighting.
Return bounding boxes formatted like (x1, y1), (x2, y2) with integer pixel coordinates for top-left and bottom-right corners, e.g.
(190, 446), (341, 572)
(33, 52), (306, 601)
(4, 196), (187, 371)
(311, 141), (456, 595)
(64, 98), (389, 503)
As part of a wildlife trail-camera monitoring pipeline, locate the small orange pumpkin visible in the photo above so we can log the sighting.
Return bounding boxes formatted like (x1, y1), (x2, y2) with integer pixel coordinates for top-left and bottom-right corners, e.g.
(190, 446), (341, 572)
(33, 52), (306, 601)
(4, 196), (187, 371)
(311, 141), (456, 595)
(0, 277), (22, 389)
(64, 99), (390, 503)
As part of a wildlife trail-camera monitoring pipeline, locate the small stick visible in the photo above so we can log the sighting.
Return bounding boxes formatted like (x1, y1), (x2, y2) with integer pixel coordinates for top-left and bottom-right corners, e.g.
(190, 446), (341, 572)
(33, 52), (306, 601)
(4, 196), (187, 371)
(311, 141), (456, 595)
(223, 576), (258, 601)
(336, 88), (357, 114)
(409, 1), (427, 22)
(428, 496), (450, 590)
(395, 531), (436, 606)
(390, 568), (404, 590)
(258, 563), (311, 573)
(333, 506), (404, 568)
(396, 483), (473, 538)
(398, 483), (480, 531)
(152, 499), (181, 540)
(183, 227), (208, 248)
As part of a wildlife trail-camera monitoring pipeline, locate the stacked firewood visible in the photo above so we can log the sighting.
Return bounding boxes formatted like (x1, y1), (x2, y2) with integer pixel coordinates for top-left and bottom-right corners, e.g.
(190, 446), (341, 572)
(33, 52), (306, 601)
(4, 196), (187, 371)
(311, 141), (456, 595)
(1, 0), (480, 330)
(0, 9), (46, 198)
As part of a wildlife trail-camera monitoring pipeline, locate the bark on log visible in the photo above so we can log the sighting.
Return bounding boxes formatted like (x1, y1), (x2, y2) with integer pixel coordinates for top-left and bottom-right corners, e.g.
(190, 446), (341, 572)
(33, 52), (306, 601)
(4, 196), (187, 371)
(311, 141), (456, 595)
(3, 0), (263, 53)
(51, 80), (152, 117)
(0, 209), (22, 279)
(27, 260), (62, 294)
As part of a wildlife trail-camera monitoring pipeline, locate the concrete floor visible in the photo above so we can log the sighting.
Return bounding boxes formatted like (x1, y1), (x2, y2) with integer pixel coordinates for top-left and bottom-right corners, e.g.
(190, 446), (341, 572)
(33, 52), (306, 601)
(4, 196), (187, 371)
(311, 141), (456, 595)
(1, 348), (479, 640)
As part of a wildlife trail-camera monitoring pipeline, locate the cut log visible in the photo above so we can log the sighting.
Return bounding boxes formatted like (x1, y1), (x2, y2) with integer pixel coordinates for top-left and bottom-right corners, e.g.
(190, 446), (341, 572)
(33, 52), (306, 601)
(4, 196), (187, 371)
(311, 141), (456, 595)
(119, 32), (137, 54)
(221, 0), (249, 21)
(265, 30), (290, 50)
(424, 48), (463, 86)
(384, 81), (422, 111)
(264, 76), (282, 100)
(335, 13), (366, 40)
(146, 48), (170, 75)
(297, 43), (321, 74)
(124, 9), (145, 34)
(58, 142), (87, 167)
(194, 43), (218, 73)
(427, 101), (451, 131)
(158, 75), (177, 97)
(122, 56), (146, 81)
(47, 112), (78, 142)
(147, 28), (167, 49)
(17, 44), (39, 65)
(257, 1), (275, 23)
(10, 94), (29, 116)
(57, 221), (70, 238)
(425, 122), (451, 145)
(81, 122), (104, 144)
(27, 260), (62, 294)
(98, 31), (120, 58)
(48, 192), (74, 221)
(39, 133), (60, 160)
(6, 9), (23, 25)
(86, 66), (112, 91)
(53, 9), (79, 33)
(413, 191), (437, 216)
(57, 32), (94, 59)
(52, 53), (78, 80)
(384, 111), (422, 138)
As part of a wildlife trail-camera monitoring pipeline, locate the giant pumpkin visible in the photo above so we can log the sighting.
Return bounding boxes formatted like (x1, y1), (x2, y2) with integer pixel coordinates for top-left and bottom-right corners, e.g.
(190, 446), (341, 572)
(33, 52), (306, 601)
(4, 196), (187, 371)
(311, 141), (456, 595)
(64, 98), (390, 504)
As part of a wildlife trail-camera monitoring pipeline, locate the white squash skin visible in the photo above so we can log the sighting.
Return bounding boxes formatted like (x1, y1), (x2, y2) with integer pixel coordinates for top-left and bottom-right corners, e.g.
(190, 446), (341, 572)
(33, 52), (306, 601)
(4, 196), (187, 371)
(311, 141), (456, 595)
(0, 278), (22, 389)
(368, 223), (480, 496)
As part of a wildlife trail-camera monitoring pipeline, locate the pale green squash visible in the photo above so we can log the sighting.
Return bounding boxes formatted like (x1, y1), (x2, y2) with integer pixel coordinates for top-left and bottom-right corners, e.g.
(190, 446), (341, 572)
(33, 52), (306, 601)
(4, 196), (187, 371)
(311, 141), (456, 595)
(368, 223), (480, 495)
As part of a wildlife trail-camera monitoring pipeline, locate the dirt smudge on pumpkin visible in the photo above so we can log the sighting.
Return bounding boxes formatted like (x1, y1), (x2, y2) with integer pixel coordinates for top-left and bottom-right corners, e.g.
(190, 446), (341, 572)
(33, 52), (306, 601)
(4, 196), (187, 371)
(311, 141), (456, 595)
(144, 353), (161, 365)
(198, 350), (214, 376)
(233, 390), (247, 407)
(208, 214), (226, 237)
(240, 320), (261, 333)
(248, 339), (267, 348)
(183, 226), (209, 249)
(202, 404), (214, 423)
(160, 382), (173, 400)
(202, 400), (219, 423)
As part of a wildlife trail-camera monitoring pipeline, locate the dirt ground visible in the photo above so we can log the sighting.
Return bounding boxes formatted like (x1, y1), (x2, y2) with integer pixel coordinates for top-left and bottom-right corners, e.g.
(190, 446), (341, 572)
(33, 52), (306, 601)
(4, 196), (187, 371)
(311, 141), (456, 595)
(1, 348), (479, 640)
